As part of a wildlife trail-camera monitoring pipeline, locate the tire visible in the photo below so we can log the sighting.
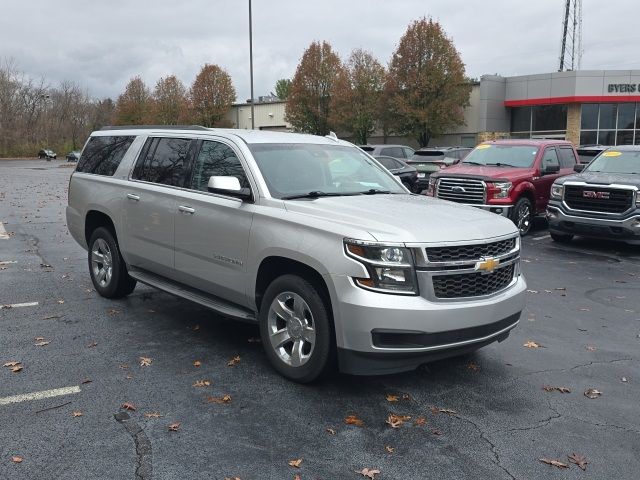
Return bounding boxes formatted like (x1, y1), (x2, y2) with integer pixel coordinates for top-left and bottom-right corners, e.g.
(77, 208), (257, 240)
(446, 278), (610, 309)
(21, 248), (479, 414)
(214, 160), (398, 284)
(510, 197), (533, 236)
(88, 226), (137, 299)
(259, 274), (333, 383)
(550, 232), (573, 243)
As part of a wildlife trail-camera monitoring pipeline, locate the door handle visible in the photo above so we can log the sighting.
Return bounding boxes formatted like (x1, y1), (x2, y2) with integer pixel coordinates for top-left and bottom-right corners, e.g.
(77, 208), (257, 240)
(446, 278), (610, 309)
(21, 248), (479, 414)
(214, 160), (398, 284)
(126, 193), (140, 201)
(178, 205), (195, 214)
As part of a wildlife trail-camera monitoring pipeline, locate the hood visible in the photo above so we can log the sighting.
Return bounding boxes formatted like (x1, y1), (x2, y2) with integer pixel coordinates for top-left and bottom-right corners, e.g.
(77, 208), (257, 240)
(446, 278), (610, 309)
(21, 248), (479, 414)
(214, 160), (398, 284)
(433, 163), (534, 182)
(284, 194), (517, 244)
(555, 172), (640, 188)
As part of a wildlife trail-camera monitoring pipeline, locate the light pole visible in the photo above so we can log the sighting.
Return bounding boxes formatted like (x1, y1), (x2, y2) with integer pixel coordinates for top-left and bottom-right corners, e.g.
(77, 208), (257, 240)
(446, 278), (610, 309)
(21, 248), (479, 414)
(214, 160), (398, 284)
(39, 93), (50, 148)
(249, 0), (255, 129)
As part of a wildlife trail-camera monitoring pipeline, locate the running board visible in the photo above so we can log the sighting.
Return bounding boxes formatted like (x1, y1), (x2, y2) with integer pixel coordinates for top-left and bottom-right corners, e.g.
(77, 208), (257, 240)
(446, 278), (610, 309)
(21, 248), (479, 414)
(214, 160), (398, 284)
(128, 268), (257, 322)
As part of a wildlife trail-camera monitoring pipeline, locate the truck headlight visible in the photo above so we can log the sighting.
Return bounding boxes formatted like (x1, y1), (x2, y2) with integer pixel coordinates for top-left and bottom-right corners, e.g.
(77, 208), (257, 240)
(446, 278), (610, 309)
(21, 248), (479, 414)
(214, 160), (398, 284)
(489, 181), (512, 199)
(426, 177), (437, 196)
(551, 184), (564, 199)
(344, 239), (418, 295)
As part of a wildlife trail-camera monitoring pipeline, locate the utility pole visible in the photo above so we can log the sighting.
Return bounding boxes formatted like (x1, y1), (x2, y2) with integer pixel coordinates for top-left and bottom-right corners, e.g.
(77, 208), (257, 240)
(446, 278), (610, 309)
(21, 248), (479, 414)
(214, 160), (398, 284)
(249, 0), (255, 129)
(559, 0), (583, 71)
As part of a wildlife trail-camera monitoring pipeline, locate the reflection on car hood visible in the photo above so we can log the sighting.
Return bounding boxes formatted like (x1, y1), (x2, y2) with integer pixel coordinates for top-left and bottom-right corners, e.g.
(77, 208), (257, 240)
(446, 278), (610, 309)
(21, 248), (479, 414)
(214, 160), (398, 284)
(556, 172), (640, 188)
(284, 194), (517, 244)
(432, 164), (533, 182)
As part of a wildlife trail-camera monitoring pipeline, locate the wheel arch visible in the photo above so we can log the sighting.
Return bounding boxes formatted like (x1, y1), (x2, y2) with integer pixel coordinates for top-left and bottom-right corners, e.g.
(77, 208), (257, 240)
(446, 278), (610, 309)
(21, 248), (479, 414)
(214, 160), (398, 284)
(85, 210), (117, 246)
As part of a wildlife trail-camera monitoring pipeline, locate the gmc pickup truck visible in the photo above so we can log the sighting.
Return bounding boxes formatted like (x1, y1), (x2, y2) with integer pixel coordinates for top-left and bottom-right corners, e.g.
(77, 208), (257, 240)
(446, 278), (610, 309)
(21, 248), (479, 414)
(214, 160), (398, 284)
(67, 127), (526, 382)
(426, 140), (578, 235)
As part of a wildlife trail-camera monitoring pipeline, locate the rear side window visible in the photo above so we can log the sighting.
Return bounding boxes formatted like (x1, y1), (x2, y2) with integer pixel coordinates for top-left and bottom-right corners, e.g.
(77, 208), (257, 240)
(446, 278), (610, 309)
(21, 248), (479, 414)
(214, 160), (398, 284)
(76, 136), (134, 176)
(558, 147), (577, 168)
(133, 137), (191, 187)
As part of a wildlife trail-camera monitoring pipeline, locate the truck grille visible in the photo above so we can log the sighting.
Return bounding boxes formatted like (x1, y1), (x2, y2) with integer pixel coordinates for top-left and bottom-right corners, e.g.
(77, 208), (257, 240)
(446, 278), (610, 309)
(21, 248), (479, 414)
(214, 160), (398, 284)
(564, 185), (633, 214)
(426, 238), (516, 263)
(433, 264), (515, 299)
(436, 178), (485, 204)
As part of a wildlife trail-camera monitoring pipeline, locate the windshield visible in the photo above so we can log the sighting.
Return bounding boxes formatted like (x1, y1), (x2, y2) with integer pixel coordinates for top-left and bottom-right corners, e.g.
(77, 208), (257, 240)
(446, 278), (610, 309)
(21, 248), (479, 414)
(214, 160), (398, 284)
(462, 144), (539, 168)
(584, 150), (640, 174)
(248, 143), (405, 199)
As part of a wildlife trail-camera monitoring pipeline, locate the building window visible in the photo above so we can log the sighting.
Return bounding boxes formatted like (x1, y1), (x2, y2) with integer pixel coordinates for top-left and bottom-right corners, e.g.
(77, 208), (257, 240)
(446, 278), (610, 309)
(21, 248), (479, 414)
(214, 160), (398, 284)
(579, 103), (638, 146)
(510, 105), (567, 138)
(511, 107), (531, 132)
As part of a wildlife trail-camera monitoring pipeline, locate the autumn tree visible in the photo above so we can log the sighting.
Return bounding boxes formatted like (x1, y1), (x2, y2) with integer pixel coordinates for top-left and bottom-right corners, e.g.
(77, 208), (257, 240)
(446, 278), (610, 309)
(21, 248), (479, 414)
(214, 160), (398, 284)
(285, 41), (346, 135)
(190, 64), (235, 127)
(387, 18), (471, 147)
(115, 76), (151, 125)
(151, 75), (188, 125)
(275, 78), (292, 100)
(331, 49), (386, 145)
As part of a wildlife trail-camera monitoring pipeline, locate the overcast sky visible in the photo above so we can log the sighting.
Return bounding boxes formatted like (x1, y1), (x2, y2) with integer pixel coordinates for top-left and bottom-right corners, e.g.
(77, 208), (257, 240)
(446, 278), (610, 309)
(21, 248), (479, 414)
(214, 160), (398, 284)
(1, 1), (638, 102)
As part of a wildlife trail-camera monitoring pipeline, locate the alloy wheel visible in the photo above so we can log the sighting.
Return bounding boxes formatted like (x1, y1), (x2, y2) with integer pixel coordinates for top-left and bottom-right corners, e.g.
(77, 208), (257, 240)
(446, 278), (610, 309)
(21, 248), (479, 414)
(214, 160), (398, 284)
(267, 292), (316, 367)
(91, 238), (113, 288)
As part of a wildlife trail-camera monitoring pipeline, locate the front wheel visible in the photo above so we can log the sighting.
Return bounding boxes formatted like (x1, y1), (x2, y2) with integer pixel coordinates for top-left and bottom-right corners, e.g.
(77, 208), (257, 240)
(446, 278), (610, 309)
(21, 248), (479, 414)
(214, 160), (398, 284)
(88, 227), (137, 298)
(510, 197), (533, 236)
(259, 274), (333, 383)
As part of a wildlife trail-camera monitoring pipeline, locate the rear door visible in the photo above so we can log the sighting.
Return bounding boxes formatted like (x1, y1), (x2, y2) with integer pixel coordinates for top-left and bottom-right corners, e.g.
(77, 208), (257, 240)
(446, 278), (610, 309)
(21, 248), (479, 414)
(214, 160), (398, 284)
(122, 136), (194, 277)
(173, 138), (255, 307)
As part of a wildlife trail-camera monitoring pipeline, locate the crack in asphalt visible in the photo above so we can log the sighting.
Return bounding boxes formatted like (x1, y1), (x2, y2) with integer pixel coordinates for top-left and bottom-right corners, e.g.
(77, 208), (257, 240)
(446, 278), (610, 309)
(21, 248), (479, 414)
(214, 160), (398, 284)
(114, 412), (153, 480)
(494, 400), (563, 434)
(521, 357), (635, 377)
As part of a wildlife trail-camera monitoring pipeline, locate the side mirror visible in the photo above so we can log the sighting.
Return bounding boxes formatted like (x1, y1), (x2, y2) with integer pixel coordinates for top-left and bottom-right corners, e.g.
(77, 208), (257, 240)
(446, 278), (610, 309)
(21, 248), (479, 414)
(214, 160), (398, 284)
(207, 176), (252, 200)
(573, 163), (585, 173)
(542, 163), (560, 175)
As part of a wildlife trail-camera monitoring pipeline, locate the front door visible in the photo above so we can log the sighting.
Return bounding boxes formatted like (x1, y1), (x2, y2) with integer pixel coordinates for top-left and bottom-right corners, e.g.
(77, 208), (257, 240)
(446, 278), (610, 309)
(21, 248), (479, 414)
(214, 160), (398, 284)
(173, 139), (255, 308)
(532, 146), (562, 213)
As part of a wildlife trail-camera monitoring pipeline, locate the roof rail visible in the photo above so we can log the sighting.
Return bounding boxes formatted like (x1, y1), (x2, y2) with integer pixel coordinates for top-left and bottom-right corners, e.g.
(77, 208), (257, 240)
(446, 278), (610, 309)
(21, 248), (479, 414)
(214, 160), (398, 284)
(99, 125), (210, 131)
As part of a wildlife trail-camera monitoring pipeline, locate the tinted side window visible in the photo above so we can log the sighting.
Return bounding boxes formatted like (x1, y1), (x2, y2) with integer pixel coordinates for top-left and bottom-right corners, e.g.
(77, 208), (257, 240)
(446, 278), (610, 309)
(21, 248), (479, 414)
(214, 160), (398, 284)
(402, 147), (414, 158)
(191, 141), (249, 192)
(134, 137), (191, 187)
(541, 147), (560, 168)
(377, 157), (397, 169)
(558, 147), (577, 168)
(76, 136), (134, 176)
(380, 147), (404, 158)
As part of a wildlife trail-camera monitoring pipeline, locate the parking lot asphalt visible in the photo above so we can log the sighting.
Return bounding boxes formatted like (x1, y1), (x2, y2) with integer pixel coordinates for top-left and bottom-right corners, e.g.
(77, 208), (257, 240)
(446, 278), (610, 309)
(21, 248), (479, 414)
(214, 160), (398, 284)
(1, 158), (639, 480)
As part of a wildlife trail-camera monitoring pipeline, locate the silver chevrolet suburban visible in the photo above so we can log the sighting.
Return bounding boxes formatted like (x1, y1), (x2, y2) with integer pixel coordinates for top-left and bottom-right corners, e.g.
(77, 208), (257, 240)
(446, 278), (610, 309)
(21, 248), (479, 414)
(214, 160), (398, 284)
(67, 126), (526, 382)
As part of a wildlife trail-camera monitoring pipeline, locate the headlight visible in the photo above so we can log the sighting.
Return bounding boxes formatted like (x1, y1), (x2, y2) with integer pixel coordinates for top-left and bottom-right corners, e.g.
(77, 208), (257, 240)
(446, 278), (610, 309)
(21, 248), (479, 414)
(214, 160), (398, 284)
(426, 177), (437, 196)
(344, 239), (418, 295)
(489, 181), (512, 199)
(551, 184), (564, 199)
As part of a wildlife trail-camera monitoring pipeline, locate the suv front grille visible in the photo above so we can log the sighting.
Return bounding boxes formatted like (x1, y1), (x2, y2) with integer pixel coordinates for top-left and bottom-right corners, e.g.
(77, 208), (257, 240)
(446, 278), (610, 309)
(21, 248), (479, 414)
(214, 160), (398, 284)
(564, 185), (633, 214)
(425, 238), (516, 263)
(436, 178), (485, 204)
(433, 264), (515, 299)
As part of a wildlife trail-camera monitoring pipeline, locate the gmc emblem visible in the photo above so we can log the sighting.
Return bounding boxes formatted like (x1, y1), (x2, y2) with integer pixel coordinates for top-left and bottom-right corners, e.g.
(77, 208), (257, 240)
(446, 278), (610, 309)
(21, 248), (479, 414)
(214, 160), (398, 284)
(583, 190), (610, 199)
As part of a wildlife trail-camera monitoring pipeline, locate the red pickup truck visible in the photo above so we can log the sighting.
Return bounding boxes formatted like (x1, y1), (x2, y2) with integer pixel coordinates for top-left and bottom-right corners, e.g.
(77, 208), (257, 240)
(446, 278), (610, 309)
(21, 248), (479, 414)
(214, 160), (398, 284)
(426, 140), (578, 235)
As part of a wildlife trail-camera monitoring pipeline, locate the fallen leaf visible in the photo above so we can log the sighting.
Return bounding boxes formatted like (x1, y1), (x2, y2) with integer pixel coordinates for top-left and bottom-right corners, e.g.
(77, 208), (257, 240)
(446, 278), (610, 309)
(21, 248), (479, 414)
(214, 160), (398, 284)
(430, 407), (457, 416)
(192, 380), (211, 387)
(356, 468), (380, 479)
(227, 355), (241, 367)
(139, 357), (152, 367)
(539, 458), (569, 469)
(34, 340), (50, 347)
(414, 416), (427, 426)
(11, 456), (23, 464)
(585, 345), (597, 351)
(526, 289), (539, 294)
(386, 413), (411, 428)
(568, 453), (588, 471)
(35, 336), (45, 341)
(288, 458), (302, 468)
(467, 362), (480, 371)
(193, 360), (202, 367)
(344, 414), (364, 427)
(107, 308), (120, 316)
(10, 365), (22, 373)
(87, 342), (98, 348)
(385, 394), (399, 402)
(144, 412), (163, 418)
(121, 402), (136, 411)
(622, 377), (628, 383)
(432, 428), (443, 436)
(3, 361), (20, 367)
(523, 340), (544, 348)
(57, 299), (65, 304)
(385, 445), (395, 453)
(542, 385), (571, 393)
(584, 388), (602, 399)
(294, 475), (301, 480)
(326, 427), (336, 435)
(206, 394), (232, 404)
(72, 411), (83, 417)
(401, 393), (411, 401)
(168, 422), (181, 432)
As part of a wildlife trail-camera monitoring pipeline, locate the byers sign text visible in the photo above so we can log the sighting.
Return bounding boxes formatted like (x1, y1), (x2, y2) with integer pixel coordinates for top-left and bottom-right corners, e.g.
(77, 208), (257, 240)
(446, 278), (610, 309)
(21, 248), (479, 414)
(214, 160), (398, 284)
(608, 83), (638, 93)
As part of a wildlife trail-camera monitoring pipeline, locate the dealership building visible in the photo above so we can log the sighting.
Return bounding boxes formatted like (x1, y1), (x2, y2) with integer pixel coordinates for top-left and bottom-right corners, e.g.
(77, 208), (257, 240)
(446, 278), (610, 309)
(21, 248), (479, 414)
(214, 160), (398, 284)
(226, 70), (640, 148)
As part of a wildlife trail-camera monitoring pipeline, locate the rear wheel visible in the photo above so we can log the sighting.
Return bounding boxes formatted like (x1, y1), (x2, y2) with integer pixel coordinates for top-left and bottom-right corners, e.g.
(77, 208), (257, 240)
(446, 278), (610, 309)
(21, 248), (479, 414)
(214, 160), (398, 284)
(550, 232), (573, 243)
(88, 227), (136, 298)
(259, 274), (332, 383)
(510, 197), (533, 236)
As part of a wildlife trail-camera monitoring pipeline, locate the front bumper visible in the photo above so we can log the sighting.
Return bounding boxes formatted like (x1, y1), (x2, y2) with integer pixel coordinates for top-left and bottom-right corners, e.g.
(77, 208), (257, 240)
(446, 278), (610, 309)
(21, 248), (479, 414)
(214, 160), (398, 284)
(328, 273), (526, 375)
(474, 204), (512, 217)
(546, 203), (640, 241)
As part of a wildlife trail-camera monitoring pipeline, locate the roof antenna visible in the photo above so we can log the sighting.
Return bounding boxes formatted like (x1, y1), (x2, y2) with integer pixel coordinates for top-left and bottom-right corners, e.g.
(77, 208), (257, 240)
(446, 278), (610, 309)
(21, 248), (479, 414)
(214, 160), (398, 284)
(326, 131), (339, 142)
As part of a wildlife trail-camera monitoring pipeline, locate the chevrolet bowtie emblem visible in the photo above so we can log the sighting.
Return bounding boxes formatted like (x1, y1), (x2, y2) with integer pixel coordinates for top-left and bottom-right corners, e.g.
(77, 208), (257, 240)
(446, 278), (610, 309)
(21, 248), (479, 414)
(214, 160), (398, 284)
(476, 257), (499, 273)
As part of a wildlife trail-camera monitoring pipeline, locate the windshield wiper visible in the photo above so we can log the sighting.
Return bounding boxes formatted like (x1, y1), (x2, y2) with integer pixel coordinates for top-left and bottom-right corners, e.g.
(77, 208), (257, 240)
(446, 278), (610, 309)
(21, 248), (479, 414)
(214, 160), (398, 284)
(462, 161), (483, 165)
(281, 191), (359, 200)
(485, 162), (517, 167)
(358, 189), (392, 195)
